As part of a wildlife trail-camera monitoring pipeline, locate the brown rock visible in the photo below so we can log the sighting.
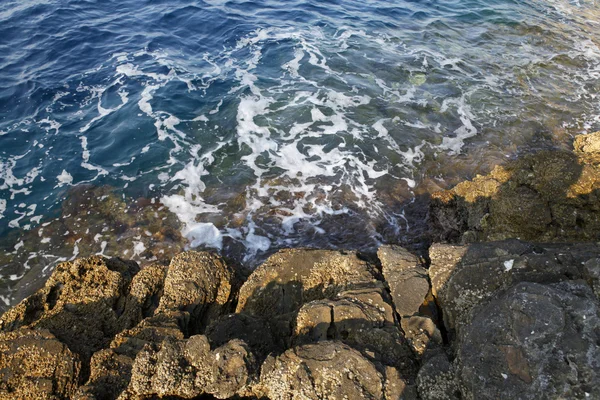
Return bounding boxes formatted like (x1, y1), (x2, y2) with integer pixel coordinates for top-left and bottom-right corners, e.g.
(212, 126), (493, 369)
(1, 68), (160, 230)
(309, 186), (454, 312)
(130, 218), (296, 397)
(293, 286), (416, 374)
(0, 329), (81, 400)
(377, 245), (429, 317)
(237, 249), (379, 317)
(0, 256), (139, 365)
(157, 251), (234, 333)
(259, 341), (385, 400)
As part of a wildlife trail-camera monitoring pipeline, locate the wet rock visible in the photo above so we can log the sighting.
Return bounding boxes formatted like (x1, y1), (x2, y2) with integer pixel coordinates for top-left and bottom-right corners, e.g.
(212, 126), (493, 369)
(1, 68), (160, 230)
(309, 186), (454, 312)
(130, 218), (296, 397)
(0, 185), (186, 314)
(429, 135), (600, 243)
(0, 328), (81, 400)
(258, 341), (387, 400)
(428, 240), (600, 334)
(456, 281), (600, 400)
(122, 335), (256, 399)
(157, 251), (234, 334)
(377, 245), (429, 317)
(573, 130), (600, 164)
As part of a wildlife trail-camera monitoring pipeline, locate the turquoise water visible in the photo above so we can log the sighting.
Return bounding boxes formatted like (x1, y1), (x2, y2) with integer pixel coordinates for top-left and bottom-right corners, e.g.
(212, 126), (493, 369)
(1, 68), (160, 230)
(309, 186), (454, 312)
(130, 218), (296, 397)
(1, 0), (600, 307)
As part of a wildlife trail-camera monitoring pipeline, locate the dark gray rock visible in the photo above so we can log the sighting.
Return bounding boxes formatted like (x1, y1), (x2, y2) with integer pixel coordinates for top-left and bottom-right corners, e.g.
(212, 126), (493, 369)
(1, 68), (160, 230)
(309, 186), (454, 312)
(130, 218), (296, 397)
(416, 353), (458, 400)
(428, 240), (600, 334)
(456, 281), (600, 400)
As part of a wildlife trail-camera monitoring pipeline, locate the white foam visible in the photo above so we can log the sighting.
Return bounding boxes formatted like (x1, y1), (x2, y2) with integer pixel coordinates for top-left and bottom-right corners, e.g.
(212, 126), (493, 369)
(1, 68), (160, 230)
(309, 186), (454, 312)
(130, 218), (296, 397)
(56, 170), (73, 186)
(187, 223), (223, 249)
(0, 199), (5, 219)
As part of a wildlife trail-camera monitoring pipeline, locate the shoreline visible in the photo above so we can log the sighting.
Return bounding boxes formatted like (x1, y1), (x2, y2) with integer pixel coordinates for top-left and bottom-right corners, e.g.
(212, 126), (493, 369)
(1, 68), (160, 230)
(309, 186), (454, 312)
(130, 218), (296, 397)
(1, 131), (600, 399)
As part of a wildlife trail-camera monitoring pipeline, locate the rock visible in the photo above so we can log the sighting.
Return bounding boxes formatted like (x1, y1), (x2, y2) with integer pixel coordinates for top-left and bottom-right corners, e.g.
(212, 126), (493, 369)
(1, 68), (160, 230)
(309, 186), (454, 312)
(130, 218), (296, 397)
(456, 281), (600, 400)
(237, 249), (379, 317)
(205, 313), (279, 362)
(236, 249), (380, 348)
(259, 341), (386, 400)
(428, 240), (600, 334)
(377, 245), (429, 317)
(401, 316), (443, 357)
(0, 329), (81, 400)
(75, 310), (188, 399)
(417, 353), (458, 400)
(0, 256), (139, 366)
(293, 286), (416, 375)
(429, 139), (600, 243)
(119, 264), (168, 329)
(122, 335), (256, 399)
(157, 251), (234, 334)
(574, 130), (600, 163)
(73, 349), (133, 400)
(0, 185), (186, 315)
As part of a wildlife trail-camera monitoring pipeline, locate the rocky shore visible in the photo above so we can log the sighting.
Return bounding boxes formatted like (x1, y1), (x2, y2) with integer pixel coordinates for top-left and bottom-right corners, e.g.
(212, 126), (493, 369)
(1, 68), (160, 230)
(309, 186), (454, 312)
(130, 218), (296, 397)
(1, 132), (600, 399)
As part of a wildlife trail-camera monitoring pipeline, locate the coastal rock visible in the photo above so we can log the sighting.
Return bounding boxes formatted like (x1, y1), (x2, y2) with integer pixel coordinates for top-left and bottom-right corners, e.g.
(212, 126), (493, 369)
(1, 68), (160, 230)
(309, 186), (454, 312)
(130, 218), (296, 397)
(574, 130), (600, 164)
(205, 313), (279, 362)
(157, 251), (234, 333)
(429, 134), (600, 243)
(0, 185), (186, 315)
(75, 310), (188, 399)
(293, 286), (416, 374)
(401, 316), (443, 357)
(377, 245), (429, 317)
(0, 256), (139, 365)
(119, 263), (168, 329)
(236, 249), (380, 347)
(123, 335), (256, 399)
(428, 240), (600, 334)
(259, 341), (386, 400)
(456, 281), (600, 400)
(237, 249), (379, 317)
(0, 328), (81, 400)
(416, 353), (457, 400)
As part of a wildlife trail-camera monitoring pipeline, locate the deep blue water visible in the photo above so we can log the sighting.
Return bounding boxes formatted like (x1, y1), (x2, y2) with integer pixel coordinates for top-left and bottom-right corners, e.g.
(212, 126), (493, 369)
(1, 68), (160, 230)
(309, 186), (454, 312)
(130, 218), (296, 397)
(1, 0), (600, 306)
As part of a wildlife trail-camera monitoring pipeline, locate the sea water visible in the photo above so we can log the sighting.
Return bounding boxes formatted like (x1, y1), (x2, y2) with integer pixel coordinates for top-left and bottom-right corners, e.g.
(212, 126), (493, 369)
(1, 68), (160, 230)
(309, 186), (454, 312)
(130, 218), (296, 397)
(1, 0), (600, 308)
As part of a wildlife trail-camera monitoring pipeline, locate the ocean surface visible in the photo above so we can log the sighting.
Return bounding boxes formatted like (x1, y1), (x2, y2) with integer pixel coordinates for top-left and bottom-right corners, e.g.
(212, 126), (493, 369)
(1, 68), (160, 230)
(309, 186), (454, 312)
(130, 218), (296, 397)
(1, 0), (600, 308)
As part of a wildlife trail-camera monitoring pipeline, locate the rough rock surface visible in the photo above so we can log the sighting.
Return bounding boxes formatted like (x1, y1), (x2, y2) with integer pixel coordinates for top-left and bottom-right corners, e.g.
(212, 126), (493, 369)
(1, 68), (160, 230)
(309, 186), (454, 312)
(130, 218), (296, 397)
(1, 214), (600, 400)
(457, 281), (600, 400)
(0, 256), (140, 366)
(236, 248), (380, 318)
(0, 328), (81, 400)
(428, 240), (600, 335)
(157, 251), (234, 333)
(122, 335), (256, 399)
(429, 132), (600, 243)
(377, 245), (429, 318)
(259, 342), (387, 400)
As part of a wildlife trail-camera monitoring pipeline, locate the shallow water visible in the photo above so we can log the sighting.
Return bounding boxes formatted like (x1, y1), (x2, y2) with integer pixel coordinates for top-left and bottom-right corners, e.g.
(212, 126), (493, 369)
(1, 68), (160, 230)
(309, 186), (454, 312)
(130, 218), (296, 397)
(1, 0), (600, 308)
